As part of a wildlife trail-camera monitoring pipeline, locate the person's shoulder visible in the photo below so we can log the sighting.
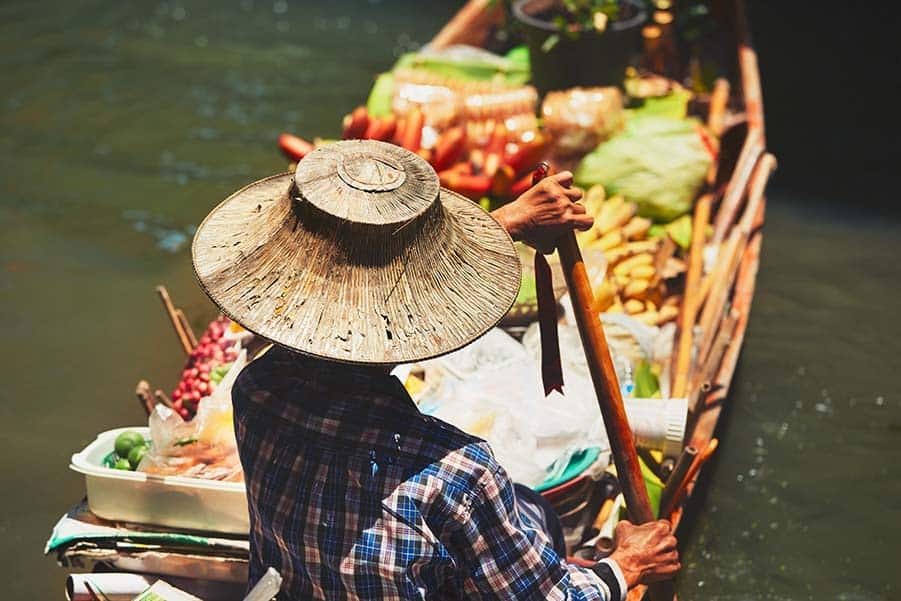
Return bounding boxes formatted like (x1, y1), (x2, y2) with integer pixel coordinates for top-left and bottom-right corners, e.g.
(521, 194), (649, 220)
(411, 416), (500, 496)
(232, 345), (297, 404)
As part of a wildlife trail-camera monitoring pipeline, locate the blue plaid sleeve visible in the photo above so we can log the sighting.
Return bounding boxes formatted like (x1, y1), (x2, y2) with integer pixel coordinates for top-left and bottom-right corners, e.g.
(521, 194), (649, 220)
(444, 452), (623, 601)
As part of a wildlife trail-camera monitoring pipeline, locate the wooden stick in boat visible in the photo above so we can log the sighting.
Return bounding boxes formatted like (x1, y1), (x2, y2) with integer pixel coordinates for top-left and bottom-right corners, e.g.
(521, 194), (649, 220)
(691, 308), (740, 412)
(707, 78), (730, 138)
(659, 446), (698, 515)
(711, 128), (763, 245)
(135, 380), (155, 416)
(671, 194), (712, 398)
(428, 0), (504, 50)
(153, 389), (174, 409)
(175, 309), (198, 347)
(696, 154), (776, 366)
(659, 439), (719, 520)
(155, 285), (192, 356)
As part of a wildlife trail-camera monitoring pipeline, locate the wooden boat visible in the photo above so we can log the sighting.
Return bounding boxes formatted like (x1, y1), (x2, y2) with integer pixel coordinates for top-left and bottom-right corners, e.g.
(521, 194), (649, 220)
(428, 0), (773, 596)
(51, 1), (773, 598)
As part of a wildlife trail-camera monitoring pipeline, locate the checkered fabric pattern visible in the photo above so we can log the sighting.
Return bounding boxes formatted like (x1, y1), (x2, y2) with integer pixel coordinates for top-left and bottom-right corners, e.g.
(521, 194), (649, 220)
(233, 346), (626, 601)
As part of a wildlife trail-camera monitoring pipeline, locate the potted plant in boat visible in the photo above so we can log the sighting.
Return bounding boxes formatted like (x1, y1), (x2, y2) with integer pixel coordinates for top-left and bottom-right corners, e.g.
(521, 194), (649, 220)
(512, 0), (647, 94)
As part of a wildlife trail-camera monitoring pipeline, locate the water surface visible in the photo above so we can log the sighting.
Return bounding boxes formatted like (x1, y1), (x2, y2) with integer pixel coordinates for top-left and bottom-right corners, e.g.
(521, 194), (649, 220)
(1, 1), (899, 599)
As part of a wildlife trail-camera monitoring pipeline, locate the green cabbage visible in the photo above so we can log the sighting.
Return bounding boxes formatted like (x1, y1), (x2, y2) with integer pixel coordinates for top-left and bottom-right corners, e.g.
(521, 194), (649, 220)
(574, 116), (712, 221)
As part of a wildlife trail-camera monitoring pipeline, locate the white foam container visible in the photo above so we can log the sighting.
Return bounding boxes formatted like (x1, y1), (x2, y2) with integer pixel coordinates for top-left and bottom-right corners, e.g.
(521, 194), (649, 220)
(70, 427), (249, 534)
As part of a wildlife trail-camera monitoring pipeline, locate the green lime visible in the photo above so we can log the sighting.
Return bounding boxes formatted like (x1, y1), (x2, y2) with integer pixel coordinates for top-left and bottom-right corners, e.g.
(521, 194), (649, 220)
(113, 457), (132, 470)
(128, 444), (149, 469)
(114, 431), (146, 458)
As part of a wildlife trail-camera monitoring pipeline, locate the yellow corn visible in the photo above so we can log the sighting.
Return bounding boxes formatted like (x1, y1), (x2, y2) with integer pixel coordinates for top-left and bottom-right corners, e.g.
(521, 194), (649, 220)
(633, 310), (660, 325)
(622, 216), (652, 240)
(599, 202), (637, 236)
(604, 240), (661, 265)
(630, 264), (656, 280)
(624, 279), (651, 299)
(654, 304), (679, 324)
(583, 184), (606, 217)
(595, 229), (623, 251)
(592, 280), (618, 313)
(624, 299), (645, 314)
(613, 253), (653, 277)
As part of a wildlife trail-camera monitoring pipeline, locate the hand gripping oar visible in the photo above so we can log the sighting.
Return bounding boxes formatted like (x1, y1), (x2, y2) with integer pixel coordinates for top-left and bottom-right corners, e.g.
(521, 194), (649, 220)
(532, 163), (674, 601)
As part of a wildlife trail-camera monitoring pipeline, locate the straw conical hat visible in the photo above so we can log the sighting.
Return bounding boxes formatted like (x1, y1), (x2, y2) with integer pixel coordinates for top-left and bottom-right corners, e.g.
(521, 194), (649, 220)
(192, 139), (521, 364)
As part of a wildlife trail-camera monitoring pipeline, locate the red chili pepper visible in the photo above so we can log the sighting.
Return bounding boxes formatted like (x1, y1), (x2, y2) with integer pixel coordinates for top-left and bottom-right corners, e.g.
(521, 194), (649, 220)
(431, 127), (466, 171)
(401, 108), (424, 152)
(505, 133), (550, 176)
(364, 115), (397, 141)
(342, 106), (369, 139)
(277, 133), (313, 161)
(439, 170), (492, 200)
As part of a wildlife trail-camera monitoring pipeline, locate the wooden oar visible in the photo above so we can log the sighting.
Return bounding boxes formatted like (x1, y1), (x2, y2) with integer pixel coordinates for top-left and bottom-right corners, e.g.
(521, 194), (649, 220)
(557, 232), (674, 601)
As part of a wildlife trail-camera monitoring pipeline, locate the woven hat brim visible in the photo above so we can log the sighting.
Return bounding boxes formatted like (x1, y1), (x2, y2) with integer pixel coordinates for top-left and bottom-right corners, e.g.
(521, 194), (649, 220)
(192, 173), (521, 365)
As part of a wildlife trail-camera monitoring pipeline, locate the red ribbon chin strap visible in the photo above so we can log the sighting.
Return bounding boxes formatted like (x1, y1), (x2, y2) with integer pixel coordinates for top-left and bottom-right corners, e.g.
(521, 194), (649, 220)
(531, 162), (564, 396)
(535, 251), (564, 395)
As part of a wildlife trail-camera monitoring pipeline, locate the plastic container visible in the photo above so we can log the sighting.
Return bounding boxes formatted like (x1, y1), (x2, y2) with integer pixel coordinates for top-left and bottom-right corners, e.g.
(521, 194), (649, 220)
(70, 428), (249, 534)
(623, 397), (688, 458)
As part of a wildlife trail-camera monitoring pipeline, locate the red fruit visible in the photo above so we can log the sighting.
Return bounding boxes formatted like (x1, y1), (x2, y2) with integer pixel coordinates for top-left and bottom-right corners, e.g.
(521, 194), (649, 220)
(200, 335), (211, 345)
(342, 106), (369, 139)
(199, 372), (210, 383)
(197, 382), (209, 394)
(178, 408), (190, 419)
(278, 133), (313, 161)
(192, 390), (202, 401)
(401, 108), (424, 152)
(189, 368), (199, 378)
(173, 399), (183, 409)
(172, 389), (182, 401)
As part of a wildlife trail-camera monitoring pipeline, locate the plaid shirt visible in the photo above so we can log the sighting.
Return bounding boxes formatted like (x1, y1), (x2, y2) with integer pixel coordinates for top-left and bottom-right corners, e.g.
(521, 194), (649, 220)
(233, 346), (627, 601)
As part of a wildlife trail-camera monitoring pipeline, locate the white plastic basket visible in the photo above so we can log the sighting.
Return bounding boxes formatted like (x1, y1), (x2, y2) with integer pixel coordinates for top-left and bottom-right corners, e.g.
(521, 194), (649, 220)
(70, 427), (249, 534)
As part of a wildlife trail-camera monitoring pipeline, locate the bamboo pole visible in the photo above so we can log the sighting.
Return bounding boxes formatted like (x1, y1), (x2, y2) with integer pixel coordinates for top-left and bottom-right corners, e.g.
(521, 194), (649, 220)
(707, 78), (730, 138)
(696, 154), (776, 366)
(670, 194), (712, 398)
(155, 285), (192, 355)
(659, 446), (698, 514)
(659, 439), (719, 519)
(175, 309), (198, 347)
(711, 128), (763, 245)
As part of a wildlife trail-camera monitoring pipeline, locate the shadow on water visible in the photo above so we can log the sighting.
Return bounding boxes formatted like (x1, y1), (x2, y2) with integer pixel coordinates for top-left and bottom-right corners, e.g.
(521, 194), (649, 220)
(1, 1), (899, 599)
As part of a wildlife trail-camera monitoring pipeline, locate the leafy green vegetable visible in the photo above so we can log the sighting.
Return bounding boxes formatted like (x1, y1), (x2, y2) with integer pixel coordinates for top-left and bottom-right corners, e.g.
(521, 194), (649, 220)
(574, 115), (712, 221)
(210, 363), (233, 385)
(634, 360), (660, 398)
(366, 72), (395, 117)
(627, 88), (693, 120)
(665, 214), (693, 249)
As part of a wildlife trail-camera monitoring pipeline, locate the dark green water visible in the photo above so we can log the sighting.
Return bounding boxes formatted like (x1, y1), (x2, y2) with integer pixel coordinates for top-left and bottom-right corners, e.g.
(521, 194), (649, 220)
(1, 1), (899, 599)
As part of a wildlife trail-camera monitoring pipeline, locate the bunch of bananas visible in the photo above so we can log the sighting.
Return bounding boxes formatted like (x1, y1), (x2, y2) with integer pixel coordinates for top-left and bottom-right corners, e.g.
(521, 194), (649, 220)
(577, 185), (683, 326)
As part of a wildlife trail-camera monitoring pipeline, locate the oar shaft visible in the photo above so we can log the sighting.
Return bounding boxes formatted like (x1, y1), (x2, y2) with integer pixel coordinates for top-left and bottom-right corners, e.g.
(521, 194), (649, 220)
(557, 233), (654, 523)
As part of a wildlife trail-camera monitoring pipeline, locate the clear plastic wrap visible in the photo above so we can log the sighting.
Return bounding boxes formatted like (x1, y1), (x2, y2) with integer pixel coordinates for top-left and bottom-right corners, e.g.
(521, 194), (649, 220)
(139, 350), (248, 482)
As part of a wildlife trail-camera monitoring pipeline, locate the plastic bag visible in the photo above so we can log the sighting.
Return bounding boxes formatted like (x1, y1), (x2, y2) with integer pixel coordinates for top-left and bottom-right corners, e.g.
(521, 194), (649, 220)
(573, 115), (712, 221)
(139, 350), (247, 482)
(418, 328), (608, 487)
(541, 87), (624, 157)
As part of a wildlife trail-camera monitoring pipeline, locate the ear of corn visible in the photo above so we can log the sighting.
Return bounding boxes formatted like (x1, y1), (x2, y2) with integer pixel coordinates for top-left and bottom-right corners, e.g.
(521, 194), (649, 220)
(577, 192), (686, 325)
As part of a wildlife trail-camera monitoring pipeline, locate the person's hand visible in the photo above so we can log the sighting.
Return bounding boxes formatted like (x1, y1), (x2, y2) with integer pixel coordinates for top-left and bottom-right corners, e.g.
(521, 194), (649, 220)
(490, 171), (593, 254)
(608, 520), (681, 588)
